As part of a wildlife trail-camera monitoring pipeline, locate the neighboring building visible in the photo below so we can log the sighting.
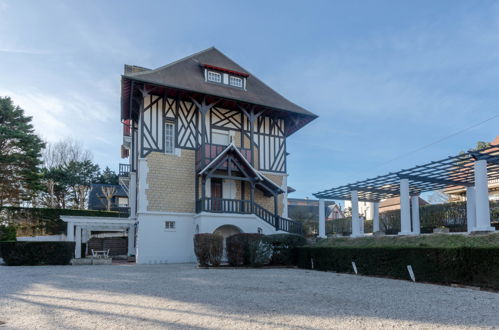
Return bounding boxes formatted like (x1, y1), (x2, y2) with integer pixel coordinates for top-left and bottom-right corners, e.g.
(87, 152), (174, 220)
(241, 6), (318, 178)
(444, 135), (499, 202)
(88, 184), (129, 213)
(287, 198), (339, 221)
(120, 47), (317, 263)
(379, 196), (428, 213)
(344, 200), (374, 220)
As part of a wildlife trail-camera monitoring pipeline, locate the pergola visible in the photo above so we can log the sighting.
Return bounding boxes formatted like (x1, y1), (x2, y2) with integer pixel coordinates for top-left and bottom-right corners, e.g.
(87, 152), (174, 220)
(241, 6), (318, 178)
(314, 144), (499, 237)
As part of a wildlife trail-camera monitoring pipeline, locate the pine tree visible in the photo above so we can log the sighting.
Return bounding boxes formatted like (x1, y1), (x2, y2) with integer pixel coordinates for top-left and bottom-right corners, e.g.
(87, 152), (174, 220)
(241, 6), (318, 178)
(0, 97), (45, 206)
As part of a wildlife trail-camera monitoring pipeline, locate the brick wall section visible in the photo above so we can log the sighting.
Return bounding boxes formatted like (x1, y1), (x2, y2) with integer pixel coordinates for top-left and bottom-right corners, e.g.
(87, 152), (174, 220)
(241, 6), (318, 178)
(146, 150), (196, 213)
(254, 174), (284, 216)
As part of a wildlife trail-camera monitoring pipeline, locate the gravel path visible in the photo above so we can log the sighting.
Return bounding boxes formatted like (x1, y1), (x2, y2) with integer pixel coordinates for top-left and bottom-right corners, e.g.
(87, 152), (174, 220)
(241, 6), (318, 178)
(0, 263), (498, 329)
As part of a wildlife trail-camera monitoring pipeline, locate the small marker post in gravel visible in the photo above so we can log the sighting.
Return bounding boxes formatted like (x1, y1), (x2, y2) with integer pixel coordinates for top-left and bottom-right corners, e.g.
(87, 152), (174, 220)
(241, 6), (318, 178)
(311, 258), (314, 269)
(352, 261), (358, 274)
(407, 265), (416, 282)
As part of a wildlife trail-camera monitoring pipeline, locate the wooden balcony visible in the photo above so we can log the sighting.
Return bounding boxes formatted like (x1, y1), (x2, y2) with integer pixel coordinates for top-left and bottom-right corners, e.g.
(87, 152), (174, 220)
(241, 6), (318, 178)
(196, 143), (252, 171)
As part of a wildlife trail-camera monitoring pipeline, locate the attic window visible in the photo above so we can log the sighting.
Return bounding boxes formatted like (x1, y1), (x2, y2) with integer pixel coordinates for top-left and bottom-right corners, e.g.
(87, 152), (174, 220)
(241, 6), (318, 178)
(207, 71), (222, 83)
(229, 76), (243, 88)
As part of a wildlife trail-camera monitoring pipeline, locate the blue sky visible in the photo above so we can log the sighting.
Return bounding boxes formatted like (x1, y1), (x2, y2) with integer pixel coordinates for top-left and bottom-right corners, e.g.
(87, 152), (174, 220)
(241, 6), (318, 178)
(0, 0), (498, 199)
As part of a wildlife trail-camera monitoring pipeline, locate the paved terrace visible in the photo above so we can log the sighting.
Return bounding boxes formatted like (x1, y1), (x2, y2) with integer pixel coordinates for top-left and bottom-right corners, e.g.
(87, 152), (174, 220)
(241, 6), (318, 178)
(0, 264), (498, 329)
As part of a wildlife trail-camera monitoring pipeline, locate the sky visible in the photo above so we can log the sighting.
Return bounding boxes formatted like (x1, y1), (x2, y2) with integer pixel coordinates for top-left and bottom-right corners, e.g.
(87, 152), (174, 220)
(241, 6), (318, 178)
(0, 0), (498, 200)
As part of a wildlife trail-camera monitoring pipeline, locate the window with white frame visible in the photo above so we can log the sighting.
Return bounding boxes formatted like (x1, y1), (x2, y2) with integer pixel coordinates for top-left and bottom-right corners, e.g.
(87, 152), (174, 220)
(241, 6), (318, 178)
(117, 197), (128, 208)
(165, 121), (175, 154)
(229, 76), (243, 88)
(207, 71), (222, 83)
(165, 221), (176, 231)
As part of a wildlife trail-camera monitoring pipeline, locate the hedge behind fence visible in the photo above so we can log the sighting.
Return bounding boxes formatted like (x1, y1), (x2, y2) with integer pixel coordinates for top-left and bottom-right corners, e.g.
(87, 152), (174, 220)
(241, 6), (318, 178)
(297, 246), (499, 290)
(0, 241), (75, 266)
(0, 207), (126, 236)
(328, 200), (499, 235)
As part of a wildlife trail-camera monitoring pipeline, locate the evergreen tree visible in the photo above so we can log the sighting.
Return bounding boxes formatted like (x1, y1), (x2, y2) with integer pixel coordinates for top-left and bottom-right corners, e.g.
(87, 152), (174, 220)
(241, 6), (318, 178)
(97, 166), (119, 185)
(0, 97), (44, 206)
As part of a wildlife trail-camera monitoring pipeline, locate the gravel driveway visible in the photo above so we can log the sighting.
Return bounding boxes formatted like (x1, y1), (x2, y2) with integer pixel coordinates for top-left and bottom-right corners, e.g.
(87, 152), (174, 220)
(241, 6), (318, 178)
(0, 263), (498, 329)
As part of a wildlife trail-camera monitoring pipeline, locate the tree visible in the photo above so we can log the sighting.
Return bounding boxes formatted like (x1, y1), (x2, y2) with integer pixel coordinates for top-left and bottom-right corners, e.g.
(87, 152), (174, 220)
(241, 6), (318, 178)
(0, 97), (45, 207)
(100, 185), (116, 211)
(97, 167), (119, 185)
(42, 137), (92, 169)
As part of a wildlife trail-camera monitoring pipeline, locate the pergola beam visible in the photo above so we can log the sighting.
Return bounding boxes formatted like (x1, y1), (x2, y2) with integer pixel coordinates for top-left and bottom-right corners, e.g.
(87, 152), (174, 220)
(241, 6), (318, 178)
(398, 174), (473, 187)
(470, 152), (499, 165)
(349, 186), (399, 195)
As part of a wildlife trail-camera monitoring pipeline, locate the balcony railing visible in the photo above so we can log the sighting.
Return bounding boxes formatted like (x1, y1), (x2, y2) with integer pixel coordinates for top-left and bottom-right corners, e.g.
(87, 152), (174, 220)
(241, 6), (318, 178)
(196, 197), (303, 235)
(119, 163), (130, 177)
(196, 143), (252, 171)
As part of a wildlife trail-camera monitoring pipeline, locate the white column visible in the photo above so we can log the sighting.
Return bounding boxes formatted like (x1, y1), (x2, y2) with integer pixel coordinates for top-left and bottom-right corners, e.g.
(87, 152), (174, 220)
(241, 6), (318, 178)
(318, 199), (326, 238)
(473, 160), (494, 231)
(75, 226), (82, 259)
(466, 186), (476, 232)
(411, 195), (420, 235)
(66, 222), (75, 241)
(373, 202), (380, 233)
(129, 171), (137, 217)
(399, 178), (412, 235)
(351, 191), (362, 237)
(128, 225), (136, 255)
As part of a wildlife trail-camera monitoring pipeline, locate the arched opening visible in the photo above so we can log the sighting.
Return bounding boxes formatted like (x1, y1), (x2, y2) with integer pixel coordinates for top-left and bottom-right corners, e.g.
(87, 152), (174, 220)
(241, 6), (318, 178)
(213, 225), (243, 261)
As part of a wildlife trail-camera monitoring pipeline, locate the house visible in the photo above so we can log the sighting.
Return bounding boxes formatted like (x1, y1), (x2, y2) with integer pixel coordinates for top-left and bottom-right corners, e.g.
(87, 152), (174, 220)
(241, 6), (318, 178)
(327, 204), (345, 220)
(344, 200), (374, 220)
(287, 198), (341, 221)
(88, 183), (129, 213)
(379, 196), (428, 213)
(119, 47), (317, 263)
(444, 135), (499, 202)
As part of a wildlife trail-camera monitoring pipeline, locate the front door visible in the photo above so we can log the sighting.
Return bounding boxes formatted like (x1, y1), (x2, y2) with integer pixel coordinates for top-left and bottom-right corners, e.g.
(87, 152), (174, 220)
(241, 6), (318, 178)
(211, 179), (223, 211)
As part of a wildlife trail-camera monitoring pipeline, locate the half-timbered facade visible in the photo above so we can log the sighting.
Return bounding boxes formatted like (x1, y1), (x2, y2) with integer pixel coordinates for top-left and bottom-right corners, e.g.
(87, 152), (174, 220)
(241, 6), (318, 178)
(120, 47), (317, 263)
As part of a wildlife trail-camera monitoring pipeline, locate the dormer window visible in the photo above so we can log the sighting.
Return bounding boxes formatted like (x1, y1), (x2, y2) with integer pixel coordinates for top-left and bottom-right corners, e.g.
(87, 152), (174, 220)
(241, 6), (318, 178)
(207, 71), (222, 83)
(203, 64), (249, 90)
(229, 76), (243, 88)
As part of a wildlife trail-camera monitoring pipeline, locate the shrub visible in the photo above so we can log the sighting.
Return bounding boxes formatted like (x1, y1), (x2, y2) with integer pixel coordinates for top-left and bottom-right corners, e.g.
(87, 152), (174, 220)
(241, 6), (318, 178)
(0, 241), (75, 266)
(296, 246), (499, 290)
(193, 234), (223, 267)
(225, 233), (262, 266)
(0, 225), (16, 241)
(266, 234), (307, 265)
(247, 238), (273, 267)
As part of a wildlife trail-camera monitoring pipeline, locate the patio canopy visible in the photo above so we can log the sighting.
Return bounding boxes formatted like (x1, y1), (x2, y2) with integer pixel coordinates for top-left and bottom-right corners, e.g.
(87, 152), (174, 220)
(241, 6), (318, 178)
(314, 144), (499, 202)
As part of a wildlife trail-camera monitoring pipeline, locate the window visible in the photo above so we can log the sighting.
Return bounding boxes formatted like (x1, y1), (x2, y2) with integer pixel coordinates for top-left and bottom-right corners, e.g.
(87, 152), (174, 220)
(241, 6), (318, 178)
(229, 76), (243, 88)
(165, 221), (176, 231)
(117, 197), (128, 208)
(207, 71), (222, 83)
(165, 121), (175, 154)
(212, 130), (230, 145)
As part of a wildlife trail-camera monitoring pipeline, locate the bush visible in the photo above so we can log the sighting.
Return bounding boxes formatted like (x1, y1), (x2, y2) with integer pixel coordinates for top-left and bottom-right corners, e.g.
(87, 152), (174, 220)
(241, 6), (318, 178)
(296, 246), (499, 290)
(248, 238), (273, 267)
(193, 234), (223, 267)
(0, 241), (75, 266)
(0, 225), (16, 241)
(226, 233), (262, 266)
(266, 234), (307, 265)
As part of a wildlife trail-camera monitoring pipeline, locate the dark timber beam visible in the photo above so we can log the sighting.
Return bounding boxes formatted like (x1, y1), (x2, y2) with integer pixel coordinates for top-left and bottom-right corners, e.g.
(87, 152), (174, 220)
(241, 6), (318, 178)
(398, 174), (473, 187)
(470, 152), (499, 165)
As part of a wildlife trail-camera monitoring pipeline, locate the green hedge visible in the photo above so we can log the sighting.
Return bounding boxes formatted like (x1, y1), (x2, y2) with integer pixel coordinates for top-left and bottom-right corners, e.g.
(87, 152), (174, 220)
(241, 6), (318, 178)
(0, 207), (126, 236)
(193, 234), (223, 267)
(296, 246), (499, 290)
(0, 225), (16, 241)
(0, 241), (75, 266)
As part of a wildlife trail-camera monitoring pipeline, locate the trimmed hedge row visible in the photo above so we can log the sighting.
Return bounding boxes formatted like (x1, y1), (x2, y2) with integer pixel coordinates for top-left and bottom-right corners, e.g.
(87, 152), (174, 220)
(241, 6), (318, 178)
(194, 233), (307, 267)
(0, 225), (16, 241)
(0, 241), (75, 266)
(0, 207), (126, 236)
(296, 247), (499, 290)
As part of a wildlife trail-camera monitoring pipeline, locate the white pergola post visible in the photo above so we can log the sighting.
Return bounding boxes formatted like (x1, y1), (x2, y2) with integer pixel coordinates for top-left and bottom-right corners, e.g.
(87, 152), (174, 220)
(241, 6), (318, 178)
(66, 222), (75, 241)
(373, 202), (380, 233)
(75, 226), (82, 259)
(473, 160), (494, 232)
(411, 195), (420, 235)
(351, 190), (362, 237)
(128, 225), (136, 255)
(466, 186), (476, 232)
(318, 199), (326, 238)
(399, 178), (412, 235)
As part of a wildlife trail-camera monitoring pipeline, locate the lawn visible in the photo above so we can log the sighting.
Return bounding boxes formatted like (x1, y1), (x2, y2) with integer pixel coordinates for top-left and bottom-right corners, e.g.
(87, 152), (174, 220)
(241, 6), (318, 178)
(315, 232), (499, 248)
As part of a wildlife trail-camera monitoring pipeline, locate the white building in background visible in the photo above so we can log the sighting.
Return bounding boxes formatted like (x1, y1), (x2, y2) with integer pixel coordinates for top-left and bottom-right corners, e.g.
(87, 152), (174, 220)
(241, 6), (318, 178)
(344, 200), (374, 220)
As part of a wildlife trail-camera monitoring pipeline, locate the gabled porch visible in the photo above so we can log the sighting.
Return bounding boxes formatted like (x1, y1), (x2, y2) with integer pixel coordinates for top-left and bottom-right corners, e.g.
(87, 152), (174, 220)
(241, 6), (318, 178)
(195, 143), (301, 234)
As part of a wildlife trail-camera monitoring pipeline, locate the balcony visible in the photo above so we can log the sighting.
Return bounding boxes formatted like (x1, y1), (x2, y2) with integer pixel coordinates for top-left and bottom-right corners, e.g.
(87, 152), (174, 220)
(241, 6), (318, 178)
(119, 163), (130, 177)
(196, 143), (251, 171)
